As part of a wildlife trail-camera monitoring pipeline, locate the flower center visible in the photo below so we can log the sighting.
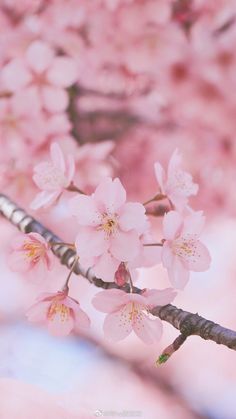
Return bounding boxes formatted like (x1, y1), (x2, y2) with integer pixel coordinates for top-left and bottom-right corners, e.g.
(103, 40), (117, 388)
(99, 213), (118, 236)
(48, 300), (70, 322)
(172, 236), (197, 259)
(23, 241), (44, 263)
(129, 302), (140, 322)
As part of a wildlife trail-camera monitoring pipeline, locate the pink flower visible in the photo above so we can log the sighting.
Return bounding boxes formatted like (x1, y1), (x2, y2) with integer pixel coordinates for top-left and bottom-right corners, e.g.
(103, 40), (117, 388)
(162, 210), (211, 289)
(92, 288), (176, 344)
(27, 291), (90, 337)
(31, 142), (75, 210)
(8, 232), (54, 278)
(69, 177), (148, 281)
(1, 40), (77, 113)
(154, 149), (199, 211)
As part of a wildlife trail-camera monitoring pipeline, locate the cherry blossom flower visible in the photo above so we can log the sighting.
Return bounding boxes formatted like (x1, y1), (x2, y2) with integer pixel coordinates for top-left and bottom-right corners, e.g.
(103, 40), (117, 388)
(69, 177), (148, 281)
(1, 40), (77, 113)
(8, 232), (54, 278)
(27, 291), (90, 336)
(154, 149), (199, 211)
(31, 142), (75, 210)
(161, 210), (211, 289)
(92, 288), (176, 344)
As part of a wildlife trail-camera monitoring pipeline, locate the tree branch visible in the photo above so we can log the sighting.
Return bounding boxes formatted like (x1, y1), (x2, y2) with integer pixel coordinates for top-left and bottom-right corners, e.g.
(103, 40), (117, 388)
(1, 193), (236, 355)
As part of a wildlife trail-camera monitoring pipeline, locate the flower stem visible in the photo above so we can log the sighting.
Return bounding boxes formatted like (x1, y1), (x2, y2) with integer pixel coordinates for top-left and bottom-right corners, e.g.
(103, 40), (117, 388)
(66, 182), (86, 195)
(143, 193), (167, 206)
(143, 243), (163, 247)
(62, 255), (80, 293)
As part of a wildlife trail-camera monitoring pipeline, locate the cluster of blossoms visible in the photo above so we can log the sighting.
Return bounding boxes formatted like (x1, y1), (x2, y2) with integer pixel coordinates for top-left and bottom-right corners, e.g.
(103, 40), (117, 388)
(8, 144), (211, 344)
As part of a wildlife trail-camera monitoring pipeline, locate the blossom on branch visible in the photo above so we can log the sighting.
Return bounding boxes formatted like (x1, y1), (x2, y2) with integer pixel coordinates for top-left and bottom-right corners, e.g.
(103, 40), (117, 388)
(154, 149), (199, 211)
(8, 232), (54, 278)
(92, 288), (176, 344)
(161, 210), (211, 289)
(1, 40), (77, 113)
(69, 177), (148, 281)
(27, 291), (90, 337)
(31, 142), (75, 209)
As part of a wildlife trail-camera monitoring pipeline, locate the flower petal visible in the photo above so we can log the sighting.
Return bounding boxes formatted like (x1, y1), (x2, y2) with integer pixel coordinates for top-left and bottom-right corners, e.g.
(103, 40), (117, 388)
(92, 289), (126, 313)
(167, 256), (190, 289)
(30, 191), (60, 210)
(75, 227), (108, 258)
(26, 41), (54, 73)
(143, 288), (177, 307)
(47, 311), (74, 337)
(69, 195), (100, 226)
(133, 314), (163, 344)
(41, 86), (69, 113)
(74, 307), (91, 331)
(50, 143), (65, 173)
(94, 177), (126, 213)
(47, 57), (77, 87)
(103, 307), (132, 342)
(161, 242), (174, 268)
(163, 210), (183, 240)
(184, 240), (211, 272)
(110, 230), (140, 261)
(118, 202), (146, 233)
(154, 162), (165, 193)
(92, 252), (120, 282)
(1, 59), (32, 91)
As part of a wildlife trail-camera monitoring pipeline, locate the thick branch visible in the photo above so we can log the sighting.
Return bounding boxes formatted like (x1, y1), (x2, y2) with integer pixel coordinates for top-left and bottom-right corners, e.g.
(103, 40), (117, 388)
(1, 193), (236, 353)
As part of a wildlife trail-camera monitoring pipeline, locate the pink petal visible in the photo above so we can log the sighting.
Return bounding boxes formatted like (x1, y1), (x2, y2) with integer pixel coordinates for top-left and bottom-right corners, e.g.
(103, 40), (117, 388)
(26, 40), (54, 73)
(182, 211), (205, 236)
(118, 202), (146, 233)
(41, 86), (69, 113)
(167, 257), (190, 289)
(47, 57), (77, 87)
(30, 191), (61, 210)
(168, 193), (188, 211)
(143, 288), (177, 307)
(69, 195), (100, 226)
(163, 210), (183, 240)
(92, 252), (120, 282)
(103, 307), (132, 342)
(47, 311), (74, 337)
(161, 242), (174, 268)
(1, 59), (32, 91)
(133, 314), (163, 344)
(154, 162), (165, 193)
(65, 153), (75, 184)
(46, 114), (72, 136)
(74, 307), (91, 330)
(94, 177), (126, 213)
(110, 230), (140, 261)
(26, 301), (50, 322)
(50, 142), (65, 173)
(92, 289), (126, 313)
(167, 148), (182, 178)
(184, 240), (211, 272)
(75, 226), (108, 258)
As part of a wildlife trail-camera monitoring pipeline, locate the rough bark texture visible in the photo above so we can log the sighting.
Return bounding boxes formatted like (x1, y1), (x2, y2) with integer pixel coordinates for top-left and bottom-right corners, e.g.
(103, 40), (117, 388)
(1, 193), (236, 352)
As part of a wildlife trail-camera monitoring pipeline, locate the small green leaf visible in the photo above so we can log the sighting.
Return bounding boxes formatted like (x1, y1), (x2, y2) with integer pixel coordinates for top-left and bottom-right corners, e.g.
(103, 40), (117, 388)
(156, 353), (170, 365)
